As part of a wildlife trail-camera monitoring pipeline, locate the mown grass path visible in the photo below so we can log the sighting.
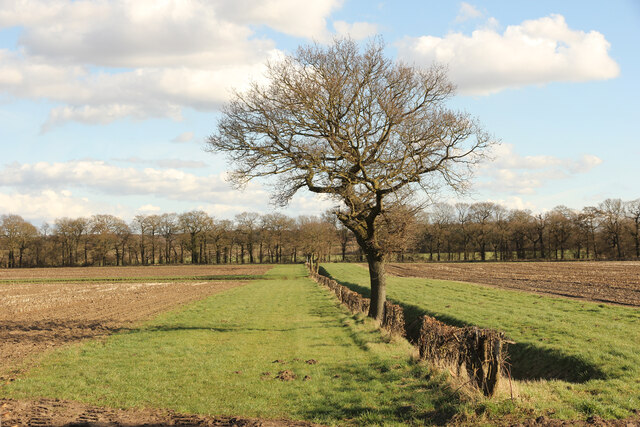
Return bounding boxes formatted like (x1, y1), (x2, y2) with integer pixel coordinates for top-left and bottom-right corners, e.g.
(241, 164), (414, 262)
(1, 265), (461, 426)
(321, 263), (640, 420)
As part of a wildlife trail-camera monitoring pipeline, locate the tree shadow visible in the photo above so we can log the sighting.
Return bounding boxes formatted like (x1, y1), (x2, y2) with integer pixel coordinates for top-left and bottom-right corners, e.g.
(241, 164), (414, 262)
(292, 359), (461, 425)
(319, 268), (607, 383)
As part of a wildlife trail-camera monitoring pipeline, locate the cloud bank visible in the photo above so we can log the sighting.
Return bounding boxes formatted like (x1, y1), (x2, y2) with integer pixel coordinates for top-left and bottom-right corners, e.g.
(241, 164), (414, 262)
(397, 14), (619, 95)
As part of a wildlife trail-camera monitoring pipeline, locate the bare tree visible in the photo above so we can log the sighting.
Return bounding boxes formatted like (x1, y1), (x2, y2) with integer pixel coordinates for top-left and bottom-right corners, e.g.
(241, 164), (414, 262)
(131, 215), (150, 265)
(599, 198), (625, 259)
(1, 215), (38, 268)
(454, 202), (472, 260)
(207, 38), (492, 319)
(470, 202), (495, 261)
(178, 210), (212, 264)
(158, 213), (178, 264)
(625, 199), (640, 259)
(236, 212), (261, 263)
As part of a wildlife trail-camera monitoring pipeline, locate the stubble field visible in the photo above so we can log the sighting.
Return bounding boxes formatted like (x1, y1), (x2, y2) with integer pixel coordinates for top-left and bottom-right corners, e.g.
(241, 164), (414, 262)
(0, 278), (248, 383)
(386, 261), (640, 306)
(0, 264), (271, 280)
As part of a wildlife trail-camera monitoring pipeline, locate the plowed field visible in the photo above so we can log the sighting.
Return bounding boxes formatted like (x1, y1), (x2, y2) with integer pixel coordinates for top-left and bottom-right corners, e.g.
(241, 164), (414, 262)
(386, 261), (640, 306)
(0, 264), (271, 280)
(0, 279), (247, 381)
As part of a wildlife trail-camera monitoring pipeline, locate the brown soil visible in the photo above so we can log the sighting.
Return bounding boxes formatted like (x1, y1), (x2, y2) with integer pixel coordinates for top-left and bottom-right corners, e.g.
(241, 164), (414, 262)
(0, 279), (246, 381)
(0, 264), (272, 280)
(0, 398), (321, 426)
(385, 261), (640, 306)
(275, 370), (297, 381)
(504, 414), (640, 426)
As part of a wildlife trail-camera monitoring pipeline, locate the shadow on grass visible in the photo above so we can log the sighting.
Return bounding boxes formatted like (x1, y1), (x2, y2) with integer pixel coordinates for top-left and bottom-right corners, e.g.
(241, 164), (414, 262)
(295, 360), (461, 426)
(319, 267), (607, 384)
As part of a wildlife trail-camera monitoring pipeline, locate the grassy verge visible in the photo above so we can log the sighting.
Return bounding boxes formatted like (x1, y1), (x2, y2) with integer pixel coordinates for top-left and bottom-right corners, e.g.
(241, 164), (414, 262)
(1, 264), (469, 425)
(321, 263), (640, 421)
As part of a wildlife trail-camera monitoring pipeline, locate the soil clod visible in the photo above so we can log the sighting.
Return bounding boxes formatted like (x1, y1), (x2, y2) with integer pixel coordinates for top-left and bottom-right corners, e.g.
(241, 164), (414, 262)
(276, 370), (297, 381)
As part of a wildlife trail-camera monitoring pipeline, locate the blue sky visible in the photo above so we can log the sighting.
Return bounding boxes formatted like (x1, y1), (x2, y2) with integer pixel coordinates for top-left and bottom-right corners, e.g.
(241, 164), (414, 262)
(0, 0), (638, 224)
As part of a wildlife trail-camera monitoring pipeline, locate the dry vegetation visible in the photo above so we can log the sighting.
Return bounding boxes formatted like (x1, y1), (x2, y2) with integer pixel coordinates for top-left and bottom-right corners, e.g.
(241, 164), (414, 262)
(386, 261), (640, 306)
(0, 264), (271, 280)
(0, 279), (247, 381)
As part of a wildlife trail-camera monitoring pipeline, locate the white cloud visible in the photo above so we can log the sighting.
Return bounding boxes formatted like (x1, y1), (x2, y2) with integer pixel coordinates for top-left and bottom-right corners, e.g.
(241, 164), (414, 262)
(0, 1), (289, 68)
(220, 0), (342, 41)
(455, 2), (483, 23)
(137, 204), (161, 213)
(486, 196), (538, 212)
(397, 14), (620, 95)
(171, 132), (195, 143)
(333, 20), (378, 40)
(0, 160), (269, 204)
(0, 0), (342, 127)
(475, 143), (602, 195)
(0, 51), (275, 129)
(115, 157), (207, 169)
(0, 189), (97, 223)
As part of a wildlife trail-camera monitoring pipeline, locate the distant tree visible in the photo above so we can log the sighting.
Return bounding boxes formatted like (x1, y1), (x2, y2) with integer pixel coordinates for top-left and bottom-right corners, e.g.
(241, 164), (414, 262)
(625, 199), (640, 259)
(54, 217), (75, 265)
(454, 202), (472, 260)
(297, 215), (334, 270)
(131, 215), (149, 265)
(178, 211), (212, 264)
(470, 202), (495, 261)
(547, 206), (573, 260)
(158, 213), (178, 264)
(90, 214), (121, 266)
(207, 38), (492, 319)
(509, 210), (533, 260)
(146, 214), (162, 265)
(581, 206), (600, 259)
(598, 199), (625, 259)
(235, 212), (261, 263)
(490, 204), (509, 260)
(429, 203), (454, 261)
(0, 215), (38, 268)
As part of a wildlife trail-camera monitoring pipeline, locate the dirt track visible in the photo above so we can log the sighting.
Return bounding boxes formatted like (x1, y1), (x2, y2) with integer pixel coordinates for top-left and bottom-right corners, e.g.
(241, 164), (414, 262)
(386, 261), (640, 306)
(0, 398), (320, 426)
(0, 279), (246, 381)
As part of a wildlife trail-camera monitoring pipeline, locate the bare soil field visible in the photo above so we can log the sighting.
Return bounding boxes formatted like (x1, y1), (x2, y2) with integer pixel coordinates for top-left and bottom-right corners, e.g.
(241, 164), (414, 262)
(0, 398), (320, 426)
(0, 264), (272, 280)
(386, 261), (640, 306)
(0, 279), (246, 381)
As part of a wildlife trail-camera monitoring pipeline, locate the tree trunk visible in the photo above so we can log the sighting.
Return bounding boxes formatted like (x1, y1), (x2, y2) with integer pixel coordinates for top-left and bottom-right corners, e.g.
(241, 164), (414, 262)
(366, 251), (386, 321)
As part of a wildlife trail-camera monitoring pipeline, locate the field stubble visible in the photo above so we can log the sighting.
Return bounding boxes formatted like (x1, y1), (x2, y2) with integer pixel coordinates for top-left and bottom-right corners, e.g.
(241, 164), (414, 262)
(0, 277), (248, 382)
(0, 264), (271, 280)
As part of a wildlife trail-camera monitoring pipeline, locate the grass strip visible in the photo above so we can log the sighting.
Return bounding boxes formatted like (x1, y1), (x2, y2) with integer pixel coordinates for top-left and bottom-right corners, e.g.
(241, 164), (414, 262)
(321, 263), (640, 421)
(1, 264), (468, 426)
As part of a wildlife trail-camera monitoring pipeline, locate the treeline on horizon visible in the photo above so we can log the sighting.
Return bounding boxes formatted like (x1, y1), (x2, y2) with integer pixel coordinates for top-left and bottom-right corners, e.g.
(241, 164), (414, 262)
(0, 197), (639, 268)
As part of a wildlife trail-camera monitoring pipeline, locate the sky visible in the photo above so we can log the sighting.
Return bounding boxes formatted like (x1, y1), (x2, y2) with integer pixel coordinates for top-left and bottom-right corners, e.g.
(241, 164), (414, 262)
(0, 0), (638, 225)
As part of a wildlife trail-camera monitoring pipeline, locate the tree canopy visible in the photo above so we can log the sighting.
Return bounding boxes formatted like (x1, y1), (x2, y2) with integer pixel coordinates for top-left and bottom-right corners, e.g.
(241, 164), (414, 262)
(208, 38), (493, 319)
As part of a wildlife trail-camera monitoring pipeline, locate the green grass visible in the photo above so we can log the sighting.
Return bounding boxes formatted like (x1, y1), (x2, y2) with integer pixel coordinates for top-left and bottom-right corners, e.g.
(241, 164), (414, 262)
(1, 264), (469, 426)
(321, 263), (640, 421)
